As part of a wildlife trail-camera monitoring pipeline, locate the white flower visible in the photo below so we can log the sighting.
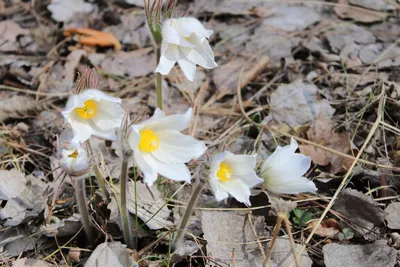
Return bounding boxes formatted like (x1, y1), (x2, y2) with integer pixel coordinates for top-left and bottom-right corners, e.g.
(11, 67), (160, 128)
(127, 108), (206, 186)
(209, 152), (263, 206)
(261, 138), (317, 194)
(155, 17), (217, 82)
(60, 142), (90, 176)
(62, 89), (125, 143)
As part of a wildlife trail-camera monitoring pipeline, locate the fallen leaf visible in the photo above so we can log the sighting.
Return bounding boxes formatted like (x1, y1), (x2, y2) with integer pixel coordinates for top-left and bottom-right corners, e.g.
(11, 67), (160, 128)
(334, 0), (388, 23)
(0, 95), (39, 122)
(272, 237), (313, 267)
(359, 43), (400, 68)
(323, 241), (397, 267)
(84, 242), (138, 267)
(388, 232), (400, 249)
(0, 21), (30, 52)
(384, 202), (400, 229)
(212, 56), (269, 96)
(0, 226), (42, 257)
(62, 50), (87, 87)
(193, 0), (270, 16)
(268, 80), (335, 128)
(201, 211), (267, 267)
(13, 258), (52, 267)
(307, 218), (340, 238)
(267, 192), (297, 216)
(64, 28), (121, 51)
(332, 188), (387, 235)
(349, 0), (396, 11)
(88, 48), (155, 77)
(0, 169), (48, 226)
(47, 0), (95, 22)
(298, 116), (352, 173)
(108, 181), (173, 230)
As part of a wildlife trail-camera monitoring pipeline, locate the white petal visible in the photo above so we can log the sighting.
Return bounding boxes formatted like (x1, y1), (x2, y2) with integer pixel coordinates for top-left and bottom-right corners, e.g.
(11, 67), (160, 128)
(210, 151), (232, 174)
(84, 89), (121, 104)
(144, 108), (192, 132)
(261, 138), (299, 171)
(225, 154), (257, 176)
(265, 176), (317, 195)
(219, 179), (252, 206)
(234, 171), (263, 188)
(178, 57), (196, 82)
(152, 130), (206, 164)
(92, 100), (124, 130)
(127, 127), (140, 150)
(70, 119), (93, 143)
(180, 41), (217, 69)
(162, 19), (181, 45)
(134, 150), (158, 186)
(209, 178), (229, 202)
(176, 17), (213, 39)
(154, 161), (192, 183)
(156, 44), (179, 75)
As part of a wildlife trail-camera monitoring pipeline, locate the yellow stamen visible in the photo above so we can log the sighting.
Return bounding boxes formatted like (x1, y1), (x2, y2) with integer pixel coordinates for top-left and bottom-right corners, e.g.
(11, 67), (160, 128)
(75, 100), (97, 119)
(185, 36), (190, 41)
(216, 162), (233, 182)
(68, 150), (79, 159)
(138, 129), (160, 153)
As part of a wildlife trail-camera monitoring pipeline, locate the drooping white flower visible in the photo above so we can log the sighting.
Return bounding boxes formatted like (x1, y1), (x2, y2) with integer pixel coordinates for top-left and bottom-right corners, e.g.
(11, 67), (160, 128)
(127, 108), (207, 186)
(261, 138), (317, 194)
(209, 152), (263, 206)
(155, 17), (217, 82)
(62, 89), (125, 143)
(60, 142), (90, 176)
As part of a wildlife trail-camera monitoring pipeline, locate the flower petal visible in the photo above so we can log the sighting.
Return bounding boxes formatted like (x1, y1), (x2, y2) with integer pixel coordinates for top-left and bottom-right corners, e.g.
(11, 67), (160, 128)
(219, 179), (252, 206)
(177, 57), (196, 82)
(261, 138), (299, 171)
(156, 44), (179, 75)
(92, 100), (124, 130)
(209, 176), (229, 202)
(234, 171), (263, 188)
(265, 176), (317, 195)
(70, 119), (93, 143)
(152, 130), (206, 164)
(154, 160), (192, 183)
(180, 40), (217, 69)
(176, 17), (213, 39)
(144, 108), (192, 132)
(162, 19), (182, 45)
(134, 150), (158, 186)
(225, 154), (257, 176)
(210, 151), (232, 174)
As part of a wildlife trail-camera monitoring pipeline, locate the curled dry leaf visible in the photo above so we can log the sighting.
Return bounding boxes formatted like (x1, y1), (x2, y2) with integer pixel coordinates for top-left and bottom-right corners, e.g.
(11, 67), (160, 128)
(0, 20), (30, 52)
(307, 218), (340, 238)
(299, 116), (353, 173)
(384, 202), (400, 230)
(13, 258), (52, 267)
(84, 242), (138, 267)
(64, 28), (121, 51)
(334, 0), (388, 23)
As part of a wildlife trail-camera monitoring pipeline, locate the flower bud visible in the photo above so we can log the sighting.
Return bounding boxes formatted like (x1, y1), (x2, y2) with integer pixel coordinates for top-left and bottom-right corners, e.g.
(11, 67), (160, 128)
(60, 142), (90, 176)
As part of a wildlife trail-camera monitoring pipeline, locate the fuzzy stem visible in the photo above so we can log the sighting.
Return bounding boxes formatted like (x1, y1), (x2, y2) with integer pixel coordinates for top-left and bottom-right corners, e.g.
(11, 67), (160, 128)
(86, 142), (109, 200)
(156, 45), (163, 110)
(120, 158), (134, 249)
(74, 178), (94, 242)
(171, 178), (205, 251)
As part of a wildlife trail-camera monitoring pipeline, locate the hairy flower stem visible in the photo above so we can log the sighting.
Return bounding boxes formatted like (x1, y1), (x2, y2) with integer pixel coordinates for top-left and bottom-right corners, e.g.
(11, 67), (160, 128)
(74, 178), (94, 242)
(86, 142), (109, 200)
(120, 158), (134, 249)
(171, 178), (205, 251)
(156, 45), (163, 110)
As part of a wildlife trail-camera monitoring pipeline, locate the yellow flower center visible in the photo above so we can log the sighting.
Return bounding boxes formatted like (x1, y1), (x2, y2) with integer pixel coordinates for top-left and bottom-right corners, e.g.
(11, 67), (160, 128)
(216, 162), (233, 182)
(185, 36), (190, 41)
(68, 150), (79, 159)
(75, 100), (97, 119)
(138, 129), (160, 153)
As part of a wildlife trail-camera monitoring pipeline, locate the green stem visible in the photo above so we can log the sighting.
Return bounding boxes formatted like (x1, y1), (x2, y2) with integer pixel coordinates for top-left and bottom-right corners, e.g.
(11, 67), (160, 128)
(156, 45), (163, 110)
(133, 166), (139, 248)
(120, 158), (134, 249)
(86, 142), (109, 200)
(74, 178), (94, 242)
(171, 178), (205, 251)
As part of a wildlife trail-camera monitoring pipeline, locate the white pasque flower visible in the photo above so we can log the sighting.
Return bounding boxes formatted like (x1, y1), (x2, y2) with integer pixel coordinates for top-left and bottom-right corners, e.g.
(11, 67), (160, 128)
(127, 108), (206, 186)
(62, 89), (125, 143)
(155, 17), (217, 82)
(209, 152), (263, 206)
(261, 138), (317, 194)
(60, 142), (90, 176)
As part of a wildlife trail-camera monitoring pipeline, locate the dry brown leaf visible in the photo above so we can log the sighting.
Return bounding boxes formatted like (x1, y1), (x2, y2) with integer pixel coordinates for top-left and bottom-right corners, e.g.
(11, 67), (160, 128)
(13, 258), (52, 267)
(0, 95), (38, 122)
(64, 28), (121, 51)
(213, 56), (269, 96)
(334, 0), (388, 23)
(0, 21), (30, 52)
(299, 116), (352, 173)
(307, 218), (340, 238)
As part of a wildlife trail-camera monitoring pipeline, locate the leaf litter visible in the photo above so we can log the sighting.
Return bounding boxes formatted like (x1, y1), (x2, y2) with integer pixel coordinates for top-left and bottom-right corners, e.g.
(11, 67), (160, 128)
(2, 0), (400, 266)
